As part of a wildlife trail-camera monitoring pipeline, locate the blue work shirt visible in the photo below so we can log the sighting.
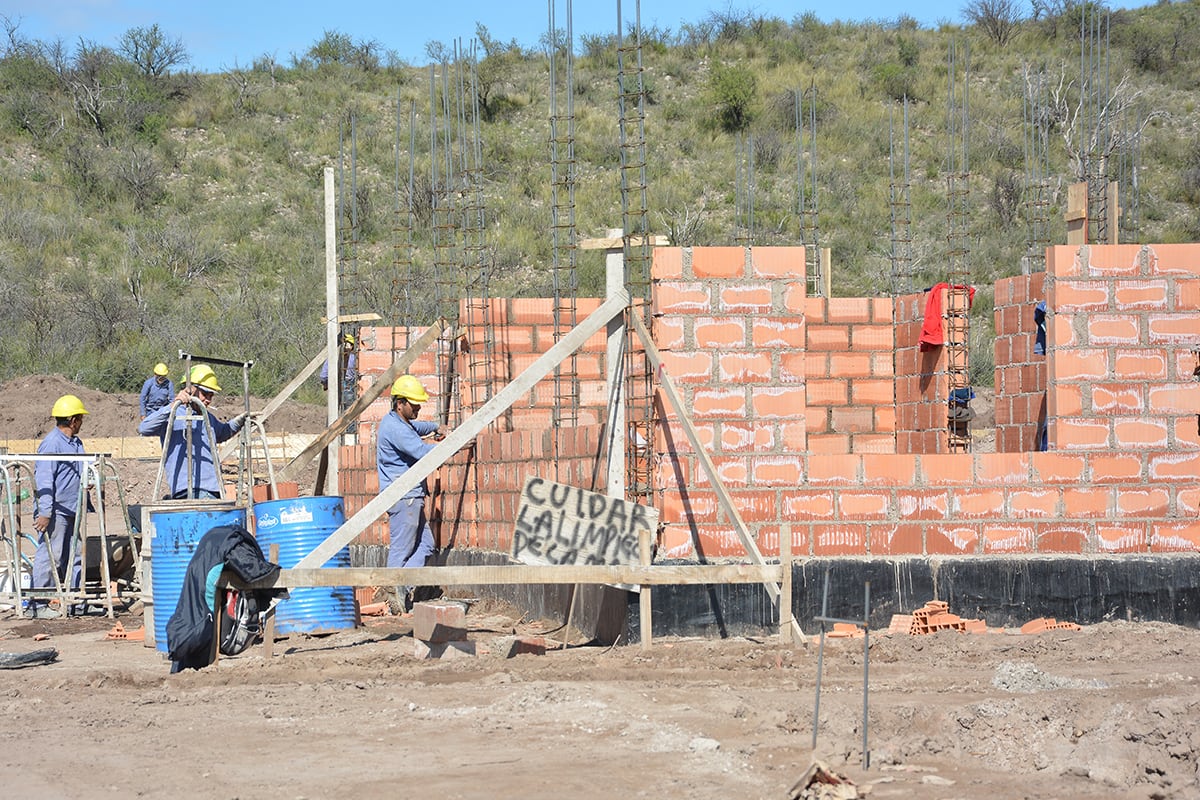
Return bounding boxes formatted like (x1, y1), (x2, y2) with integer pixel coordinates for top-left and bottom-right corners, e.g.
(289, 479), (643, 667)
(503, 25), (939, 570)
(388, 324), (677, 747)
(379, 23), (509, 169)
(138, 402), (243, 497)
(376, 410), (439, 509)
(139, 376), (175, 417)
(35, 427), (85, 517)
(320, 353), (357, 387)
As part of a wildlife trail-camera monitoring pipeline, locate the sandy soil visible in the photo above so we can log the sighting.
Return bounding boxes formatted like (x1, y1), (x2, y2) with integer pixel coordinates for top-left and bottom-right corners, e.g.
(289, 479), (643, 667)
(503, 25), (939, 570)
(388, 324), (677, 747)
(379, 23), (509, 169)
(4, 377), (1195, 798)
(1, 605), (1197, 799)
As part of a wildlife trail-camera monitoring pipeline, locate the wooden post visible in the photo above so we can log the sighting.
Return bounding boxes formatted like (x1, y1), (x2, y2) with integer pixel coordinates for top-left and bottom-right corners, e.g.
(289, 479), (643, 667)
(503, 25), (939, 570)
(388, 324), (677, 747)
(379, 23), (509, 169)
(639, 528), (652, 652)
(820, 247), (832, 299)
(1106, 181), (1120, 245)
(324, 167), (340, 495)
(1066, 181), (1088, 245)
(780, 524), (793, 644)
(605, 229), (626, 500)
(262, 543), (279, 660)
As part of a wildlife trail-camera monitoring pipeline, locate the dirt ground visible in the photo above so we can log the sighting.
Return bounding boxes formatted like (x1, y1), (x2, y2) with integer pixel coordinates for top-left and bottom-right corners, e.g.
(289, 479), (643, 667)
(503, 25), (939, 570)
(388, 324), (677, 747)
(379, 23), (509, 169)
(1, 606), (1198, 799)
(5, 377), (1196, 798)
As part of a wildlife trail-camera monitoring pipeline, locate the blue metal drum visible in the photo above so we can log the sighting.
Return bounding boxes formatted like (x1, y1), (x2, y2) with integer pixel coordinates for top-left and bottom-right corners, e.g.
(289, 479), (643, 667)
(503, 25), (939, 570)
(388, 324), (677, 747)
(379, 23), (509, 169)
(149, 506), (247, 653)
(253, 496), (355, 635)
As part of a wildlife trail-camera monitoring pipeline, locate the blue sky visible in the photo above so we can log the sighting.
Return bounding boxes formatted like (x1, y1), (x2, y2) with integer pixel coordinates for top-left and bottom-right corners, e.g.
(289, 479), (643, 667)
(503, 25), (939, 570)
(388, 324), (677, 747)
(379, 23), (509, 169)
(2, 1), (1154, 73)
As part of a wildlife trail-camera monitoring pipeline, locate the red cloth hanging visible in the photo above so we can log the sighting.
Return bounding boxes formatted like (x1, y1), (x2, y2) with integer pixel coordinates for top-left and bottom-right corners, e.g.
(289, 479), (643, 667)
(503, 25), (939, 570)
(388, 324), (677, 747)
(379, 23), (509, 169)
(918, 283), (976, 351)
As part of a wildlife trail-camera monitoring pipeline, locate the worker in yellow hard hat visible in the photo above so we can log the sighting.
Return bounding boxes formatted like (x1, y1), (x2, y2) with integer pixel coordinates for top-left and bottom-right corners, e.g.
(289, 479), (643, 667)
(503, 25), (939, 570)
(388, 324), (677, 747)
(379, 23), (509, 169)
(377, 374), (451, 611)
(139, 362), (175, 420)
(320, 332), (359, 426)
(137, 364), (247, 499)
(28, 395), (91, 618)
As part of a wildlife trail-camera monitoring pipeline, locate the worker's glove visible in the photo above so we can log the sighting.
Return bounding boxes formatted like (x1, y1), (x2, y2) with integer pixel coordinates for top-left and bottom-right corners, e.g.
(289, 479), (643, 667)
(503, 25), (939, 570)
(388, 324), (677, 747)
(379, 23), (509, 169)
(230, 412), (249, 427)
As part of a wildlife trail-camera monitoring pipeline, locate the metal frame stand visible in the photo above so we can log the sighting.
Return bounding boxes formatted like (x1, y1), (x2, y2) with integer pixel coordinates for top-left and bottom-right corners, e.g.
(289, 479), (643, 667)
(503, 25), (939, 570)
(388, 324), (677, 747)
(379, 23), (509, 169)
(1, 453), (138, 618)
(811, 570), (872, 769)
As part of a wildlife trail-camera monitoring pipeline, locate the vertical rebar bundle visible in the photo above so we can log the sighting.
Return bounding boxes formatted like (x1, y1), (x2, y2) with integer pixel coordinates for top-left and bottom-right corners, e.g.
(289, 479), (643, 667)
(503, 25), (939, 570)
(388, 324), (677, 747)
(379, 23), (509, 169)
(1080, 6), (1113, 244)
(461, 42), (497, 417)
(735, 131), (755, 246)
(429, 61), (462, 425)
(797, 85), (821, 298)
(548, 0), (581, 456)
(1117, 103), (1142, 244)
(617, 0), (655, 506)
(945, 39), (972, 454)
(888, 97), (914, 295)
(392, 96), (417, 327)
(1022, 70), (1051, 273)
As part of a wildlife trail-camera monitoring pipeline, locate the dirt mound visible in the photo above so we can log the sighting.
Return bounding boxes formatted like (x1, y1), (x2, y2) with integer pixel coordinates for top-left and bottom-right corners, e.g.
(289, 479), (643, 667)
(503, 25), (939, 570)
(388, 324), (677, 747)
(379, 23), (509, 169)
(0, 373), (328, 441)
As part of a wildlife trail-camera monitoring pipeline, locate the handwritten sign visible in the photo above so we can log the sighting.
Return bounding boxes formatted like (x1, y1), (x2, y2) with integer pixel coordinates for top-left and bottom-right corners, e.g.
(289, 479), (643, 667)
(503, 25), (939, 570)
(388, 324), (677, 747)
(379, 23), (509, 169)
(512, 476), (658, 568)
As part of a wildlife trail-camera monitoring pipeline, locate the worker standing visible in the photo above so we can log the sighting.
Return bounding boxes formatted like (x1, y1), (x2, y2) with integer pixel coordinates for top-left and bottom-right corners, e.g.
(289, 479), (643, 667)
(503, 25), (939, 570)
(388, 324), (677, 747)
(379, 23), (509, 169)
(377, 374), (448, 611)
(29, 395), (90, 618)
(138, 364), (246, 500)
(320, 334), (358, 407)
(139, 362), (175, 419)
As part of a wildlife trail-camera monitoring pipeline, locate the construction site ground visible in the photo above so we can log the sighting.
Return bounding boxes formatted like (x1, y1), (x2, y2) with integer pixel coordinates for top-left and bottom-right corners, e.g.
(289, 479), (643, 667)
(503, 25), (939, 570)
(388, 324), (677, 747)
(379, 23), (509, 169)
(1, 605), (1197, 799)
(4, 375), (1197, 797)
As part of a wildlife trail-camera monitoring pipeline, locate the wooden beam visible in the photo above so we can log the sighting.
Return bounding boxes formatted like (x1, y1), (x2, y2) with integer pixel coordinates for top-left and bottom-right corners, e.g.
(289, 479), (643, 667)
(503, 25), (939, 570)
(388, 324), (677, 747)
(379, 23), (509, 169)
(218, 350), (326, 461)
(275, 321), (444, 483)
(1066, 181), (1088, 245)
(578, 234), (670, 250)
(293, 290), (631, 569)
(320, 312), (383, 324)
(629, 311), (806, 640)
(241, 563), (784, 589)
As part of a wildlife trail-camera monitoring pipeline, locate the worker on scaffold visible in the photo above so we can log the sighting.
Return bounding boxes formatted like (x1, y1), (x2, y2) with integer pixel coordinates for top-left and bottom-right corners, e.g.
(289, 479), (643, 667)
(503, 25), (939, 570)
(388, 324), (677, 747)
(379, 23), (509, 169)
(138, 364), (246, 499)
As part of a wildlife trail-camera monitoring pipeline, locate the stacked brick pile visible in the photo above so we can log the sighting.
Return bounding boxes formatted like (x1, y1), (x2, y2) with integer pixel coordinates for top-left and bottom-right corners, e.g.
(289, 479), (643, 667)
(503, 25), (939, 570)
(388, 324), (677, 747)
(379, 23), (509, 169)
(888, 600), (987, 635)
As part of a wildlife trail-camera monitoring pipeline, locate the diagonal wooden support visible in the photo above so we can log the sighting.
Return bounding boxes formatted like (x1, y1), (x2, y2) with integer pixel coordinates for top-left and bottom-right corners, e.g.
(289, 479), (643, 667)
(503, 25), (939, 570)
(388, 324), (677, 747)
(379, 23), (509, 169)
(629, 312), (805, 641)
(276, 322), (444, 483)
(294, 291), (631, 569)
(218, 349), (326, 462)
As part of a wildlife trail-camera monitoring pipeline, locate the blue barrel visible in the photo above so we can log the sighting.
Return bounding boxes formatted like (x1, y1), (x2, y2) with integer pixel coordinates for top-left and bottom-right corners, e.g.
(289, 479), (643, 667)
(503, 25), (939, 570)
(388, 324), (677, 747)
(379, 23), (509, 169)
(253, 497), (355, 635)
(150, 506), (247, 654)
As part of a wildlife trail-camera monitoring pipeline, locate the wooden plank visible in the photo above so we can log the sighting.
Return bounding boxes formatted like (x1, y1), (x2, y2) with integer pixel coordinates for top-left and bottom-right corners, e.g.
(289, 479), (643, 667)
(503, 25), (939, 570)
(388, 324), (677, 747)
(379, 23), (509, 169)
(780, 523), (793, 644)
(321, 312), (382, 324)
(629, 311), (805, 640)
(218, 351), (326, 461)
(240, 563), (783, 589)
(293, 291), (630, 569)
(578, 234), (669, 250)
(639, 529), (652, 651)
(1, 437), (161, 459)
(275, 322), (444, 482)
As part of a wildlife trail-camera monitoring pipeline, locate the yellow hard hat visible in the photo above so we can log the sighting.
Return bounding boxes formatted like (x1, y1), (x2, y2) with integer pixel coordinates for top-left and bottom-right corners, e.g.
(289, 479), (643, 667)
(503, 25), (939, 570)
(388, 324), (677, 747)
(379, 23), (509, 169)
(51, 394), (89, 418)
(186, 364), (221, 392)
(153, 362), (169, 377)
(343, 333), (355, 346)
(390, 374), (430, 403)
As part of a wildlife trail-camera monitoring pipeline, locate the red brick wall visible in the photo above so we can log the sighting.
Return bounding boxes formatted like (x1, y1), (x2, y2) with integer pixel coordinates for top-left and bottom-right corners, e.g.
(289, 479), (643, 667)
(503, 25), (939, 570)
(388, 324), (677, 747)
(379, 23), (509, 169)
(1046, 244), (1200, 452)
(894, 290), (948, 454)
(994, 272), (1047, 452)
(652, 246), (810, 558)
(804, 297), (896, 453)
(334, 244), (1200, 561)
